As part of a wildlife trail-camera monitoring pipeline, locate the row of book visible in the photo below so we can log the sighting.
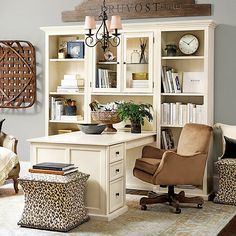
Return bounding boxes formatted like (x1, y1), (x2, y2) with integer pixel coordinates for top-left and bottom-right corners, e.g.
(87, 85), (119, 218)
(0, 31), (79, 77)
(161, 129), (175, 149)
(50, 97), (83, 121)
(96, 68), (117, 88)
(161, 102), (204, 126)
(161, 66), (181, 93)
(29, 162), (78, 175)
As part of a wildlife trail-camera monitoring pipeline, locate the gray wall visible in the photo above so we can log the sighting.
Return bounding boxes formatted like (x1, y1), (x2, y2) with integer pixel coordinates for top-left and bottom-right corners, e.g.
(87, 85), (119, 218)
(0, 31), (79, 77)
(0, 0), (236, 161)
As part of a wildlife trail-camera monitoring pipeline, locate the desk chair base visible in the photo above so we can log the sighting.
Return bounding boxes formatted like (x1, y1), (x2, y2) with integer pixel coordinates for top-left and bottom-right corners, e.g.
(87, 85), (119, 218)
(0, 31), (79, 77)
(140, 186), (204, 214)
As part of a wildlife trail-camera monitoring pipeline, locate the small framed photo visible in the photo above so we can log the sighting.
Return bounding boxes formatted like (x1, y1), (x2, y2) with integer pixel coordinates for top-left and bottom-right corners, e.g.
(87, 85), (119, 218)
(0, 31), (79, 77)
(67, 41), (85, 58)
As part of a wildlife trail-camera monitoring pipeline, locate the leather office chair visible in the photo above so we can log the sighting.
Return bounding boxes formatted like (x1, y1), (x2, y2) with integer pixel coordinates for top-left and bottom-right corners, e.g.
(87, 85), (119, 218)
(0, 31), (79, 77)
(133, 123), (213, 213)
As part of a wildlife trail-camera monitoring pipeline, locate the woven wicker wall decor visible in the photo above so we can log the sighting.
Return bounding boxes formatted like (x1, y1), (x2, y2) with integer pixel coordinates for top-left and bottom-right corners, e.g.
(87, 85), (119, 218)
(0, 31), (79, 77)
(0, 40), (36, 108)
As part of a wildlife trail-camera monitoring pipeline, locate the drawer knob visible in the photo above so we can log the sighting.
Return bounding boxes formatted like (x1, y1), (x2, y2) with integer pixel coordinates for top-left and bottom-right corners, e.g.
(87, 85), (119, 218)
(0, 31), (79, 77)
(115, 169), (120, 173)
(116, 193), (120, 197)
(115, 151), (120, 155)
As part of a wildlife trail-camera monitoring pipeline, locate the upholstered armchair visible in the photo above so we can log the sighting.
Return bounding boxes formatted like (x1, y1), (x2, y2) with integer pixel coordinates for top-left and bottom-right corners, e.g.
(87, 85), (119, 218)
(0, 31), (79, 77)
(0, 132), (20, 193)
(133, 123), (213, 213)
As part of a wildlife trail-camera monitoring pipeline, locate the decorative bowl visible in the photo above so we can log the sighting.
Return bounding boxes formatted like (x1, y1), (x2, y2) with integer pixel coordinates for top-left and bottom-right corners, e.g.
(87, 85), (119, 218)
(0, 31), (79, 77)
(91, 111), (121, 132)
(78, 123), (106, 134)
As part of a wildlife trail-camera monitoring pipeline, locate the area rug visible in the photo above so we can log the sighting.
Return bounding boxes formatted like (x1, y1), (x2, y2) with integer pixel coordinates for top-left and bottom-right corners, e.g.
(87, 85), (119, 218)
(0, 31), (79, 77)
(0, 185), (235, 236)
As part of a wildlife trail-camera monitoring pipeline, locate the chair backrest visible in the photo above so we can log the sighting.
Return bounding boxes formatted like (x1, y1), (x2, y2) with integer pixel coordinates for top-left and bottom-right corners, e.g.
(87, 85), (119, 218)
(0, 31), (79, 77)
(177, 123), (213, 156)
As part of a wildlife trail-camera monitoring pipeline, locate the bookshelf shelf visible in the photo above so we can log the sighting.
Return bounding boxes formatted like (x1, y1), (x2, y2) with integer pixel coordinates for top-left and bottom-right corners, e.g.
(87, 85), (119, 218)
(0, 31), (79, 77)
(49, 58), (85, 62)
(161, 56), (204, 60)
(91, 92), (154, 96)
(161, 124), (184, 128)
(161, 93), (204, 97)
(50, 92), (85, 95)
(97, 61), (118, 65)
(49, 120), (83, 124)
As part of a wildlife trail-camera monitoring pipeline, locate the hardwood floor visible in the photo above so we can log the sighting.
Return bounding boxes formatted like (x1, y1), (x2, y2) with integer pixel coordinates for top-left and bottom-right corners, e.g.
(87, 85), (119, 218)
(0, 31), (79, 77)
(218, 215), (236, 236)
(126, 189), (236, 235)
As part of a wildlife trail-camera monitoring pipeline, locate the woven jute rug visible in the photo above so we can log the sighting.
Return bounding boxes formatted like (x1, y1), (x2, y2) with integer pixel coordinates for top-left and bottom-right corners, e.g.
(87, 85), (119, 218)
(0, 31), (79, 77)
(0, 185), (235, 236)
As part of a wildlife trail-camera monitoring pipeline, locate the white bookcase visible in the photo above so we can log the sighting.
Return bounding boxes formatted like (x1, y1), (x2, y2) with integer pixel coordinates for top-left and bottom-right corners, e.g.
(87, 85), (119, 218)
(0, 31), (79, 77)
(41, 20), (215, 198)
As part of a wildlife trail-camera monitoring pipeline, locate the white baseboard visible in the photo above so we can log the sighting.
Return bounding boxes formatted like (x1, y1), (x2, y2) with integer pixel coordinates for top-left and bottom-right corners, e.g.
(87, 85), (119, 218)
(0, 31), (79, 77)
(19, 161), (30, 177)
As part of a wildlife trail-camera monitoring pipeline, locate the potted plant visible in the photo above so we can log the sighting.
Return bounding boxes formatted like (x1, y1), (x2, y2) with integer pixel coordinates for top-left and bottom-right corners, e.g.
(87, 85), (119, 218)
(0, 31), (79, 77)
(117, 102), (153, 133)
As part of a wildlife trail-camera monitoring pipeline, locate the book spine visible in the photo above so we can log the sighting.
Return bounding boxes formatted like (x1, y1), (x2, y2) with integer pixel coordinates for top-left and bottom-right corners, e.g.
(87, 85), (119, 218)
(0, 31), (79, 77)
(32, 166), (65, 171)
(29, 168), (64, 175)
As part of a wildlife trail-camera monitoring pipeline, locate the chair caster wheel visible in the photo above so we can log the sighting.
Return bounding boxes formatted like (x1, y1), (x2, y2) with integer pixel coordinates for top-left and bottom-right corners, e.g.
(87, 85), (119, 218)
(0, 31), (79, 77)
(197, 204), (203, 209)
(175, 208), (181, 214)
(141, 205), (147, 210)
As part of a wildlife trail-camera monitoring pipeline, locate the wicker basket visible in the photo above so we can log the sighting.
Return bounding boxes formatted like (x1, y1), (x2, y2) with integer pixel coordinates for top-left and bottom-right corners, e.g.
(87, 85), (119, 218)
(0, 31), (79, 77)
(91, 111), (121, 132)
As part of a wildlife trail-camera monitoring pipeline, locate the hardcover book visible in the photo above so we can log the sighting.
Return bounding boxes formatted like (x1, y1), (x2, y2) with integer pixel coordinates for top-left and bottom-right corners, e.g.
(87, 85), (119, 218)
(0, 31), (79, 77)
(32, 162), (74, 171)
(29, 167), (78, 175)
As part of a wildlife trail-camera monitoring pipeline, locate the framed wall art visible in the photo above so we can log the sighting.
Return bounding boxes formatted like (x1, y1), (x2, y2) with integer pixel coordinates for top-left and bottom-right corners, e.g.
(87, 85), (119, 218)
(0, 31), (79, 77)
(0, 40), (36, 108)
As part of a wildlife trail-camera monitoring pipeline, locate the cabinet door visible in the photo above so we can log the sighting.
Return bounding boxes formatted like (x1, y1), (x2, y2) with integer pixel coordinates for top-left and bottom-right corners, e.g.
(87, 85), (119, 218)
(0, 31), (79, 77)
(123, 32), (154, 93)
(92, 41), (122, 92)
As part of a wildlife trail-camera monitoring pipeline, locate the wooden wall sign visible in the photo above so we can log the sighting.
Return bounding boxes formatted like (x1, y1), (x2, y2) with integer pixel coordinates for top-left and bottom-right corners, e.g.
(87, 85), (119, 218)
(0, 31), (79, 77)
(62, 0), (211, 22)
(0, 41), (36, 109)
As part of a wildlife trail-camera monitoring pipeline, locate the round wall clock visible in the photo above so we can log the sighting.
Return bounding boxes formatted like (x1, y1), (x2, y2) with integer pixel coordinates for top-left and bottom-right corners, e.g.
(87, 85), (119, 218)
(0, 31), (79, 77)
(178, 34), (199, 55)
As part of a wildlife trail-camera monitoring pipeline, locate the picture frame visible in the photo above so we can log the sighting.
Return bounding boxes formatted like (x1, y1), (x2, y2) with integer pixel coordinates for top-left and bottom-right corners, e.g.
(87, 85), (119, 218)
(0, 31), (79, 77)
(67, 41), (85, 58)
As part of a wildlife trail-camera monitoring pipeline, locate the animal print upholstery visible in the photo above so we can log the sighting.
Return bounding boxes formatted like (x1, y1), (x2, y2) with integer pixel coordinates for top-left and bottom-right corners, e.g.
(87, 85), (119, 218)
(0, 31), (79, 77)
(214, 159), (236, 205)
(18, 172), (90, 232)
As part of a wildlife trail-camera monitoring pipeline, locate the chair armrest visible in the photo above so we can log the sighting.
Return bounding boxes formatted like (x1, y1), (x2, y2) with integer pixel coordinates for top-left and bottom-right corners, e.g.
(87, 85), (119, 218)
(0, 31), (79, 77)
(152, 151), (207, 186)
(0, 132), (18, 153)
(142, 145), (166, 159)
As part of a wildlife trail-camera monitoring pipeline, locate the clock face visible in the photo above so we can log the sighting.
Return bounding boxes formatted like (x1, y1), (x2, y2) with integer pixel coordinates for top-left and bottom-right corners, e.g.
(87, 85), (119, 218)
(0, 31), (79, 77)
(179, 34), (199, 55)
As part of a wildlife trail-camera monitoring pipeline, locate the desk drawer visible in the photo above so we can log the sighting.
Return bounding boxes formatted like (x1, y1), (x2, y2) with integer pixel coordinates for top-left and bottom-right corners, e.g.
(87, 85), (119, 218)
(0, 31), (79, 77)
(110, 161), (123, 181)
(109, 177), (124, 213)
(109, 144), (124, 163)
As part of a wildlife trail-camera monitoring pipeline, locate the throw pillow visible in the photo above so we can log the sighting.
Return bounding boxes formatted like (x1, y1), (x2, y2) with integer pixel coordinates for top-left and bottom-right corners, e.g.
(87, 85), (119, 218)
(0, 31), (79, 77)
(221, 136), (236, 159)
(0, 119), (5, 132)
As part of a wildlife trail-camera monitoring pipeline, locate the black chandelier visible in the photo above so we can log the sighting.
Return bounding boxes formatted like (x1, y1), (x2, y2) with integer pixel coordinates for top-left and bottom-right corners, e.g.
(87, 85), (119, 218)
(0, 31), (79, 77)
(84, 0), (122, 52)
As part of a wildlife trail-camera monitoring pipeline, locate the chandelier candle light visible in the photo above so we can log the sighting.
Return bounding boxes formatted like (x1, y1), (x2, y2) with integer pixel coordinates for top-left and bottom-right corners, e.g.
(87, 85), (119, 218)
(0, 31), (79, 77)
(84, 0), (122, 52)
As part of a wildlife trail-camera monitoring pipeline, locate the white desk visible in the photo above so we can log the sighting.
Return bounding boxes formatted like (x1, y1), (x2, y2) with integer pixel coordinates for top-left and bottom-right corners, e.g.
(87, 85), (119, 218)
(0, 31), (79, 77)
(28, 131), (156, 221)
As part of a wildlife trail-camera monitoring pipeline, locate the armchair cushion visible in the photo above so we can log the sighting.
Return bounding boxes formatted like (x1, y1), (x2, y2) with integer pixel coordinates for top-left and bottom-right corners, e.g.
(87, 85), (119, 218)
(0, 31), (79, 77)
(221, 136), (236, 159)
(0, 146), (19, 185)
(135, 158), (161, 175)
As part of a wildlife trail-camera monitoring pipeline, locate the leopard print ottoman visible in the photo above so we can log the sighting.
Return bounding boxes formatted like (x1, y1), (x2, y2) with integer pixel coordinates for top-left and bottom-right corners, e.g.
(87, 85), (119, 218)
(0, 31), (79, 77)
(18, 172), (90, 232)
(214, 159), (236, 205)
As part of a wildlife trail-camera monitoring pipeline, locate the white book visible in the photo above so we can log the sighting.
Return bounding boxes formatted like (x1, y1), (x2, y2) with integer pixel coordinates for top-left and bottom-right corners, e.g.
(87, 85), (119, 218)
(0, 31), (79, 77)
(161, 67), (168, 93)
(182, 105), (187, 125)
(170, 103), (175, 125)
(166, 70), (175, 93)
(162, 103), (169, 125)
(162, 130), (168, 149)
(55, 101), (63, 120)
(175, 102), (181, 125)
(162, 67), (170, 93)
(192, 107), (196, 123)
(196, 105), (203, 124)
(50, 97), (55, 120)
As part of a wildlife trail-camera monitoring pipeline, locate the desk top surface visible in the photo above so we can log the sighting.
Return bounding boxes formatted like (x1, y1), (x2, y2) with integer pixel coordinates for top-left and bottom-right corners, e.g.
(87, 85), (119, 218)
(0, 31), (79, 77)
(28, 131), (156, 146)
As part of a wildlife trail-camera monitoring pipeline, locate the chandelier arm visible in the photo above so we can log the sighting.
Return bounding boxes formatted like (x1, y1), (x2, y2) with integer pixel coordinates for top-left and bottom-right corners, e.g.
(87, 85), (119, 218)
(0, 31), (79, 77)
(109, 36), (121, 48)
(85, 36), (99, 48)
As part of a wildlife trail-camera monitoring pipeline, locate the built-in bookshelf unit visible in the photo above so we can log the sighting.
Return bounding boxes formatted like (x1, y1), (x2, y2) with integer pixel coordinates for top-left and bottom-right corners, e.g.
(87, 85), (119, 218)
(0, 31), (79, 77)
(41, 21), (215, 197)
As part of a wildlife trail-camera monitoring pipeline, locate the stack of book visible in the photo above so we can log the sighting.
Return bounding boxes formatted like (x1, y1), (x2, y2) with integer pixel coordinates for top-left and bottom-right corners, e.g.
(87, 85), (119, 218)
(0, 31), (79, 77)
(161, 66), (181, 93)
(57, 74), (84, 93)
(50, 97), (64, 120)
(29, 162), (78, 175)
(131, 80), (149, 88)
(161, 129), (175, 149)
(161, 102), (204, 126)
(96, 68), (117, 88)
